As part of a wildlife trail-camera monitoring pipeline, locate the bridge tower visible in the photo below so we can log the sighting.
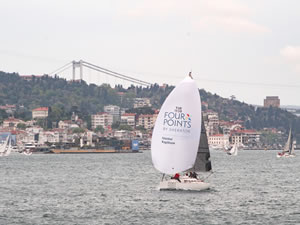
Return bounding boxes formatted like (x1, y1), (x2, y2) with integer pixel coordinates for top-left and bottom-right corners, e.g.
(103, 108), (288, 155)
(72, 60), (83, 81)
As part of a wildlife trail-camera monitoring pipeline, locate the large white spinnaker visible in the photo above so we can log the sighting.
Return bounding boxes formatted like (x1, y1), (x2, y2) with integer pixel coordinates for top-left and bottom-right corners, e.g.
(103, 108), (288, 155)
(151, 76), (202, 175)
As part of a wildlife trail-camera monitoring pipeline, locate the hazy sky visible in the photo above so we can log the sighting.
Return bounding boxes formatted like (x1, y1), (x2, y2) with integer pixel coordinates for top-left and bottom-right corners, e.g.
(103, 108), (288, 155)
(1, 0), (300, 106)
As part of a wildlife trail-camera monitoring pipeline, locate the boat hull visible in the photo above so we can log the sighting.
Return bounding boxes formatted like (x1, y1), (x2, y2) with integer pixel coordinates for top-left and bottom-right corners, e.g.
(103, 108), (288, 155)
(158, 177), (210, 191)
(276, 153), (295, 158)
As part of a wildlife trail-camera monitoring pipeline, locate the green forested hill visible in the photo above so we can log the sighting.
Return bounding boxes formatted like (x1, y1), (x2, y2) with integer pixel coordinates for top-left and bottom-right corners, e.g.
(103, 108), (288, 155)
(0, 71), (299, 141)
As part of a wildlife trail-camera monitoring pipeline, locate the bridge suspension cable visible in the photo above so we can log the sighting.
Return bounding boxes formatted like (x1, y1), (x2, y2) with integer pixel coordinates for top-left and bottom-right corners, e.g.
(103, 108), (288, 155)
(49, 62), (72, 75)
(49, 60), (152, 87)
(81, 61), (152, 86)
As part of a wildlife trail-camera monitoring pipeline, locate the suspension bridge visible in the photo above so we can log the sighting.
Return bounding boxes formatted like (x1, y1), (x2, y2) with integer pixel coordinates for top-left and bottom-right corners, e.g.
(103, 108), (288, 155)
(49, 60), (152, 87)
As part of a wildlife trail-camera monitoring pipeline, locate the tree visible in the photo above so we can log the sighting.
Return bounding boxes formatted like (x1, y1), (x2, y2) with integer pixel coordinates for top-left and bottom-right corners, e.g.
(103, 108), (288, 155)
(17, 123), (27, 130)
(118, 124), (133, 131)
(94, 125), (104, 134)
(72, 127), (85, 133)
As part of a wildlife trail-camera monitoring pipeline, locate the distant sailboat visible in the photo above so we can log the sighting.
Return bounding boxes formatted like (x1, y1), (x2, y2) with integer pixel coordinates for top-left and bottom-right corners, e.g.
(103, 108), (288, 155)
(227, 144), (238, 156)
(151, 75), (212, 191)
(0, 136), (12, 157)
(277, 128), (295, 158)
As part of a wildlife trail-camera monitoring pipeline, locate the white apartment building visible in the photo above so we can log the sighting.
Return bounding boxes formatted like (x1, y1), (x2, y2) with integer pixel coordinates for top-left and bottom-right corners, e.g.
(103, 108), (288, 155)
(133, 98), (151, 108)
(58, 120), (79, 129)
(121, 113), (136, 128)
(208, 134), (230, 148)
(203, 110), (219, 135)
(32, 107), (49, 119)
(230, 130), (260, 146)
(91, 112), (113, 129)
(137, 114), (158, 130)
(104, 105), (121, 122)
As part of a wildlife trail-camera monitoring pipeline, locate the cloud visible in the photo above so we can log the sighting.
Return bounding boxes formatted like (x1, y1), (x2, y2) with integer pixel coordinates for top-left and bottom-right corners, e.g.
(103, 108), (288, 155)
(123, 0), (270, 34)
(280, 45), (300, 72)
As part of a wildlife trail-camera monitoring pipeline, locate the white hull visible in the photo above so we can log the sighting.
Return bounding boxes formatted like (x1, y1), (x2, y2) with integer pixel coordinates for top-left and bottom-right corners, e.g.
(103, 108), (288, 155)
(23, 151), (32, 156)
(277, 153), (295, 158)
(158, 177), (210, 191)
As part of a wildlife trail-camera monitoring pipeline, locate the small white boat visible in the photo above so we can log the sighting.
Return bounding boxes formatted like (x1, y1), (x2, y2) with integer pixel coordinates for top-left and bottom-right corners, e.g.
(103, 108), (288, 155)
(23, 149), (33, 155)
(277, 129), (296, 158)
(227, 144), (238, 156)
(151, 74), (212, 191)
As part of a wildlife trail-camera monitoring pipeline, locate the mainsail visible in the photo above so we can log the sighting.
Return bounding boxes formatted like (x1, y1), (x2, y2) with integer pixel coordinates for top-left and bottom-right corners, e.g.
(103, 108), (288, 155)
(187, 118), (212, 172)
(283, 129), (292, 153)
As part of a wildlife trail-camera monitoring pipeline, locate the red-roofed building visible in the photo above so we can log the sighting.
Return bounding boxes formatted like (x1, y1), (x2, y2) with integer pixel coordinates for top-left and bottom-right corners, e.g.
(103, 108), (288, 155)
(230, 129), (260, 146)
(2, 117), (25, 128)
(32, 107), (49, 119)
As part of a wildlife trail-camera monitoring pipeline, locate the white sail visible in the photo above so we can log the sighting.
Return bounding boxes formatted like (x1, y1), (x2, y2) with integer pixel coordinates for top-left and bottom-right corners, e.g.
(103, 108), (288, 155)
(283, 129), (292, 153)
(291, 143), (295, 155)
(151, 76), (202, 175)
(0, 136), (10, 155)
(232, 145), (238, 156)
(4, 137), (12, 156)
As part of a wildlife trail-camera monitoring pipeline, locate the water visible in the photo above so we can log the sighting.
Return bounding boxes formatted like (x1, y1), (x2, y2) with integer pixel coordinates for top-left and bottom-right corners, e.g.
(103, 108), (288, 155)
(1, 150), (300, 225)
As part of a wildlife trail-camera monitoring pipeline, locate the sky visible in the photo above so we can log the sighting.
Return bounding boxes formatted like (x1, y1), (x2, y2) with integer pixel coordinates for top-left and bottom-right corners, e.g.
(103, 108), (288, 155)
(0, 0), (300, 106)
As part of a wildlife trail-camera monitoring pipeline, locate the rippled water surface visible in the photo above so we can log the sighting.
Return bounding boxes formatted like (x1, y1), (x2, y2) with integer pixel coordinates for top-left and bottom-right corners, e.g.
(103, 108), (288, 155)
(1, 150), (300, 225)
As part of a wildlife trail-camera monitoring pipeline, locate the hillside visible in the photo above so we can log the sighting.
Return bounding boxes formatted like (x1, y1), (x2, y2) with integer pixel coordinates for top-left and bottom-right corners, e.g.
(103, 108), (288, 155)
(0, 71), (299, 141)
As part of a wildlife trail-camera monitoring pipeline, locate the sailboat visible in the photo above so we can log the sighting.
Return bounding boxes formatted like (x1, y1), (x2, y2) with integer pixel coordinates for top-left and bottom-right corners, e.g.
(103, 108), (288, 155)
(0, 135), (12, 157)
(151, 74), (212, 191)
(277, 128), (296, 158)
(226, 143), (238, 156)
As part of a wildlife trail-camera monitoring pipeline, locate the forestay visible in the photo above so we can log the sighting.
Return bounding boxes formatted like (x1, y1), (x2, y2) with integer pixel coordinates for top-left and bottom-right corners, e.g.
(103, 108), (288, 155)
(151, 76), (202, 175)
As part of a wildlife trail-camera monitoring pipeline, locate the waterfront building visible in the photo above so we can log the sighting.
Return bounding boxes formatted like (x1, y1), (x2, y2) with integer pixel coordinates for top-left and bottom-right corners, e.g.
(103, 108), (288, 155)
(121, 113), (136, 128)
(133, 98), (151, 108)
(264, 96), (280, 108)
(91, 112), (113, 130)
(104, 105), (121, 122)
(230, 129), (261, 146)
(32, 107), (49, 119)
(208, 134), (230, 148)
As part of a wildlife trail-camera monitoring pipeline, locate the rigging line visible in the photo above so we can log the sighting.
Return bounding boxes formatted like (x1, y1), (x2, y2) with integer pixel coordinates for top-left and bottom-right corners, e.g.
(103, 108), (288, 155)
(194, 78), (300, 89)
(49, 62), (72, 75)
(202, 171), (214, 181)
(83, 64), (149, 86)
(82, 61), (152, 86)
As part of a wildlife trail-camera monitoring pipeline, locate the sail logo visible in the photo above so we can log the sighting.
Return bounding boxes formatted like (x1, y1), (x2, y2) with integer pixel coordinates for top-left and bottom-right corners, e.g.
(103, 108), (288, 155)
(163, 109), (192, 129)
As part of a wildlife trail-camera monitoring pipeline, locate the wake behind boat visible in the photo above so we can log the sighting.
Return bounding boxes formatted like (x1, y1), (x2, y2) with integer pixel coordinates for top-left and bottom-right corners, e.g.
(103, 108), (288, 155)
(151, 74), (212, 191)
